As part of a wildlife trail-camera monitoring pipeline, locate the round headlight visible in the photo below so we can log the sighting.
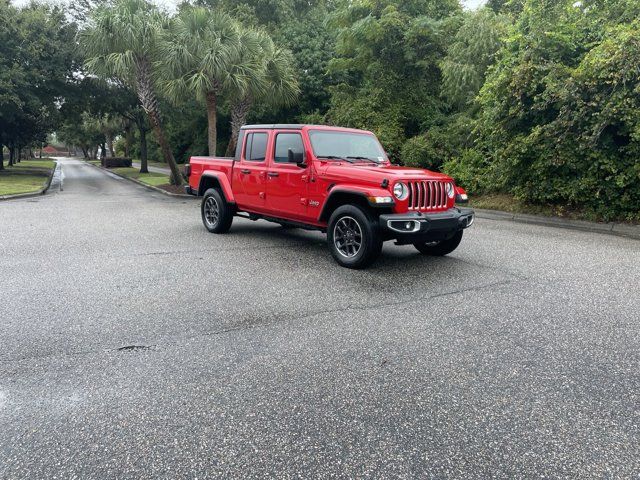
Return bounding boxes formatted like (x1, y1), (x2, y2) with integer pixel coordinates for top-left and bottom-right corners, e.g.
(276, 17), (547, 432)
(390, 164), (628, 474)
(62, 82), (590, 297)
(393, 182), (409, 200)
(446, 182), (455, 198)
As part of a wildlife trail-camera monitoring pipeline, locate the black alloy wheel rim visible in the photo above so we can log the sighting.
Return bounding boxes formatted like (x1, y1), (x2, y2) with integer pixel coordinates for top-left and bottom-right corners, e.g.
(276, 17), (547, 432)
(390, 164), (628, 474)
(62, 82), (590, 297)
(333, 216), (363, 258)
(204, 196), (220, 228)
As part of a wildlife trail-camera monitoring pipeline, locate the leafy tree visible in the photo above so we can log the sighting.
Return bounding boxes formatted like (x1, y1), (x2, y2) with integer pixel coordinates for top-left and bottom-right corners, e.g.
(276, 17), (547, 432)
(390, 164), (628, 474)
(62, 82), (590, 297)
(473, 0), (640, 219)
(58, 113), (105, 159)
(195, 0), (336, 129)
(0, 1), (77, 168)
(441, 8), (508, 108)
(487, 0), (524, 16)
(159, 7), (254, 155)
(325, 0), (461, 159)
(81, 0), (185, 185)
(225, 29), (299, 156)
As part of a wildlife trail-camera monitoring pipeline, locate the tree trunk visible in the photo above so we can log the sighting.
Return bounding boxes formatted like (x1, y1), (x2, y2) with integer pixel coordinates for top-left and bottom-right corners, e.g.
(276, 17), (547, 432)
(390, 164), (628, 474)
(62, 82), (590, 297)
(81, 147), (88, 159)
(205, 91), (218, 156)
(148, 110), (183, 184)
(139, 124), (148, 174)
(107, 134), (115, 157)
(225, 96), (252, 157)
(8, 145), (15, 166)
(0, 144), (4, 170)
(123, 120), (132, 158)
(135, 57), (183, 186)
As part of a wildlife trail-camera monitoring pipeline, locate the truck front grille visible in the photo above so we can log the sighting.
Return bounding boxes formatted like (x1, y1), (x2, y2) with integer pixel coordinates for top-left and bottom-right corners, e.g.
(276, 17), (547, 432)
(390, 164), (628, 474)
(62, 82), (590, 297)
(407, 181), (448, 210)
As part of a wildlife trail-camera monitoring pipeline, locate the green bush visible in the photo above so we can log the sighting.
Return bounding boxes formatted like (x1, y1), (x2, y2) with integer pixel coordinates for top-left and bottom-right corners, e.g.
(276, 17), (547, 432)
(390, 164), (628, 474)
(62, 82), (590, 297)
(442, 149), (494, 194)
(401, 115), (475, 170)
(401, 135), (436, 169)
(473, 6), (640, 221)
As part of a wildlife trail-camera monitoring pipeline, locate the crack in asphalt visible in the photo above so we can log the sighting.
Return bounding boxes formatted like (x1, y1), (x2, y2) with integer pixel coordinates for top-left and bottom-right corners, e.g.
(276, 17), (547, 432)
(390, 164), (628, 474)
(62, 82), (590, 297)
(116, 345), (156, 352)
(0, 278), (518, 367)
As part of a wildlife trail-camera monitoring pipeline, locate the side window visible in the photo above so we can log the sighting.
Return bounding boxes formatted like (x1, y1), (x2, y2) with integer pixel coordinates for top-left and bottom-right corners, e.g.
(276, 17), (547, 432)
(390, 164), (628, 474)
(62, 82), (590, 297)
(243, 133), (253, 160)
(248, 133), (268, 161)
(235, 130), (246, 160)
(274, 133), (304, 163)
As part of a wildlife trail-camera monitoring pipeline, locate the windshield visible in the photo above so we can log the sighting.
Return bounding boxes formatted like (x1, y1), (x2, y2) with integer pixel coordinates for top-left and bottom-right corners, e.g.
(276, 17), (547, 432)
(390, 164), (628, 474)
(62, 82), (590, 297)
(308, 130), (388, 163)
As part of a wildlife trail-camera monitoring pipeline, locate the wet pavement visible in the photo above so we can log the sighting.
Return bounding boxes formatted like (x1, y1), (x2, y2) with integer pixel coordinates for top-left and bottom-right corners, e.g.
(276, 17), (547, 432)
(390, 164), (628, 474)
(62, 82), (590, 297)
(1, 158), (638, 478)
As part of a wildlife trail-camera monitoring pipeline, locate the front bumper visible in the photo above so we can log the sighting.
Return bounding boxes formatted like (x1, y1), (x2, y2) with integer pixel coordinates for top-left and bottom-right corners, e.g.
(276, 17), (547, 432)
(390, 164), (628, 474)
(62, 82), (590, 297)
(378, 207), (474, 244)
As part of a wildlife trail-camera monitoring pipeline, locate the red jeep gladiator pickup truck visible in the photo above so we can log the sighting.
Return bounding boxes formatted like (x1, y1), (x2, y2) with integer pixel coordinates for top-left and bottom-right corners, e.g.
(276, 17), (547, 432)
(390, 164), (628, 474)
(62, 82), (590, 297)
(186, 124), (474, 268)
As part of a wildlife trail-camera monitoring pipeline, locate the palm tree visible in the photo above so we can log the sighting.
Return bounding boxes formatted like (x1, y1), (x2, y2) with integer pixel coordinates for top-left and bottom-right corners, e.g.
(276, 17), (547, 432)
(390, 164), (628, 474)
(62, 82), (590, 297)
(225, 32), (300, 157)
(80, 0), (184, 185)
(159, 8), (262, 155)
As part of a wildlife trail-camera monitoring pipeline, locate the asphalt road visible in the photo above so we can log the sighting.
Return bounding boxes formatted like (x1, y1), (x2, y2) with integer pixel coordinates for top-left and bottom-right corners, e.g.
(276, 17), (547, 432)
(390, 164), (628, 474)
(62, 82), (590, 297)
(1, 158), (638, 479)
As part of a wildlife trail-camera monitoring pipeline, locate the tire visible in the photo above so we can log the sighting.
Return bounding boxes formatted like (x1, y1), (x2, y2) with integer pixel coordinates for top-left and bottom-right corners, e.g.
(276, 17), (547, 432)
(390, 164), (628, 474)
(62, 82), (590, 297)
(201, 188), (233, 233)
(327, 204), (382, 269)
(413, 230), (463, 256)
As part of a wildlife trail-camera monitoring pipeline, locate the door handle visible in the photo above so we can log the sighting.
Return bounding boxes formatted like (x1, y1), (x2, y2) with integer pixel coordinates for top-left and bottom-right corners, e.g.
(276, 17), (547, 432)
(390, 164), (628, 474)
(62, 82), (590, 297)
(267, 172), (279, 178)
(240, 169), (250, 174)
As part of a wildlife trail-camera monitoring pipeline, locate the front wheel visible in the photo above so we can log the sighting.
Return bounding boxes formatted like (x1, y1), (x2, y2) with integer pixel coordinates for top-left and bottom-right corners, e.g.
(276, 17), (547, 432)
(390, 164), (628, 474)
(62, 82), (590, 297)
(201, 188), (233, 233)
(413, 230), (463, 256)
(328, 205), (382, 269)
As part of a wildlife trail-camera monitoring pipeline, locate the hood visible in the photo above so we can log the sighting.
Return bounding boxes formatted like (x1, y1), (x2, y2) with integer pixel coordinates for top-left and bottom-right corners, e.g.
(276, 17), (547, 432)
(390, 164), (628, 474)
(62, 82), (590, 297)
(322, 163), (452, 184)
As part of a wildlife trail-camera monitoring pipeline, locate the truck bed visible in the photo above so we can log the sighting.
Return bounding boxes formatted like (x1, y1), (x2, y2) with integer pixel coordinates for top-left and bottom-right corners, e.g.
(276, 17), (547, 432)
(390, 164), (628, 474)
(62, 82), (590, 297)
(188, 156), (235, 195)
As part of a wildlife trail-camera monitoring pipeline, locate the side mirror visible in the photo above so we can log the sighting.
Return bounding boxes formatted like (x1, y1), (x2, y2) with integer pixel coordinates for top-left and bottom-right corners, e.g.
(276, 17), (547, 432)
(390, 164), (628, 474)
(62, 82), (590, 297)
(288, 148), (306, 168)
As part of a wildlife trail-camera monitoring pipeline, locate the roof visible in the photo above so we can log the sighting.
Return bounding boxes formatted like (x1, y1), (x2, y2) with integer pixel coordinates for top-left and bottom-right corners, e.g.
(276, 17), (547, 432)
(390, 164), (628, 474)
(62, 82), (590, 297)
(239, 124), (374, 134)
(240, 124), (304, 130)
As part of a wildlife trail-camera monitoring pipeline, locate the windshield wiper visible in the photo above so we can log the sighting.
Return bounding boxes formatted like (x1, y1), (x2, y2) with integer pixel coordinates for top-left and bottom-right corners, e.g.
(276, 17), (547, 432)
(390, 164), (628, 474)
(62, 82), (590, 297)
(346, 156), (379, 164)
(317, 155), (356, 163)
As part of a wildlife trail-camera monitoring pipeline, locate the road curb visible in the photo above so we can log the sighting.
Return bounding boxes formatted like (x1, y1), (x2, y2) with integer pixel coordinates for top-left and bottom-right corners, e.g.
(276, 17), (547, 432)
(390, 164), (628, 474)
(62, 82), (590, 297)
(0, 161), (58, 201)
(474, 208), (640, 240)
(86, 161), (194, 199)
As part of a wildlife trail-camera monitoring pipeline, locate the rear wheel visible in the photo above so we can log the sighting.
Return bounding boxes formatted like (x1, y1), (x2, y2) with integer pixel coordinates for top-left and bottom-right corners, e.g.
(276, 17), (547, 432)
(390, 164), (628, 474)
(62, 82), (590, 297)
(328, 205), (382, 269)
(201, 188), (233, 233)
(413, 230), (463, 256)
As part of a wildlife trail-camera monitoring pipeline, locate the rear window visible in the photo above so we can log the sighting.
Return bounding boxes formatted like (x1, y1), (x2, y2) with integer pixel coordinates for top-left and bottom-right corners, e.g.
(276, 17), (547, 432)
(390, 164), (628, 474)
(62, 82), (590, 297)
(244, 132), (268, 162)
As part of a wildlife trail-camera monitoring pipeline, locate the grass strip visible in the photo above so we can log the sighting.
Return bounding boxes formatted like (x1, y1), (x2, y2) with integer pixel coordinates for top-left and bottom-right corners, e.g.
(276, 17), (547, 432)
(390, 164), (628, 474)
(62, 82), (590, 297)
(0, 174), (49, 195)
(108, 166), (171, 187)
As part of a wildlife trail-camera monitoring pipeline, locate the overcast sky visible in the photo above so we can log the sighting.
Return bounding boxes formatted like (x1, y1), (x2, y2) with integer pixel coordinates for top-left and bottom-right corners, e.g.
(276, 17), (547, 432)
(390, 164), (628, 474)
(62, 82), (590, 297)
(13, 0), (487, 11)
(462, 0), (487, 8)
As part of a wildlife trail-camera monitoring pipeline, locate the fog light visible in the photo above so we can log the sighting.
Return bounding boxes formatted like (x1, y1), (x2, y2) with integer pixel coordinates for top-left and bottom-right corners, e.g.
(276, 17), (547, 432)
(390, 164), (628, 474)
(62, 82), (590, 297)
(387, 220), (420, 233)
